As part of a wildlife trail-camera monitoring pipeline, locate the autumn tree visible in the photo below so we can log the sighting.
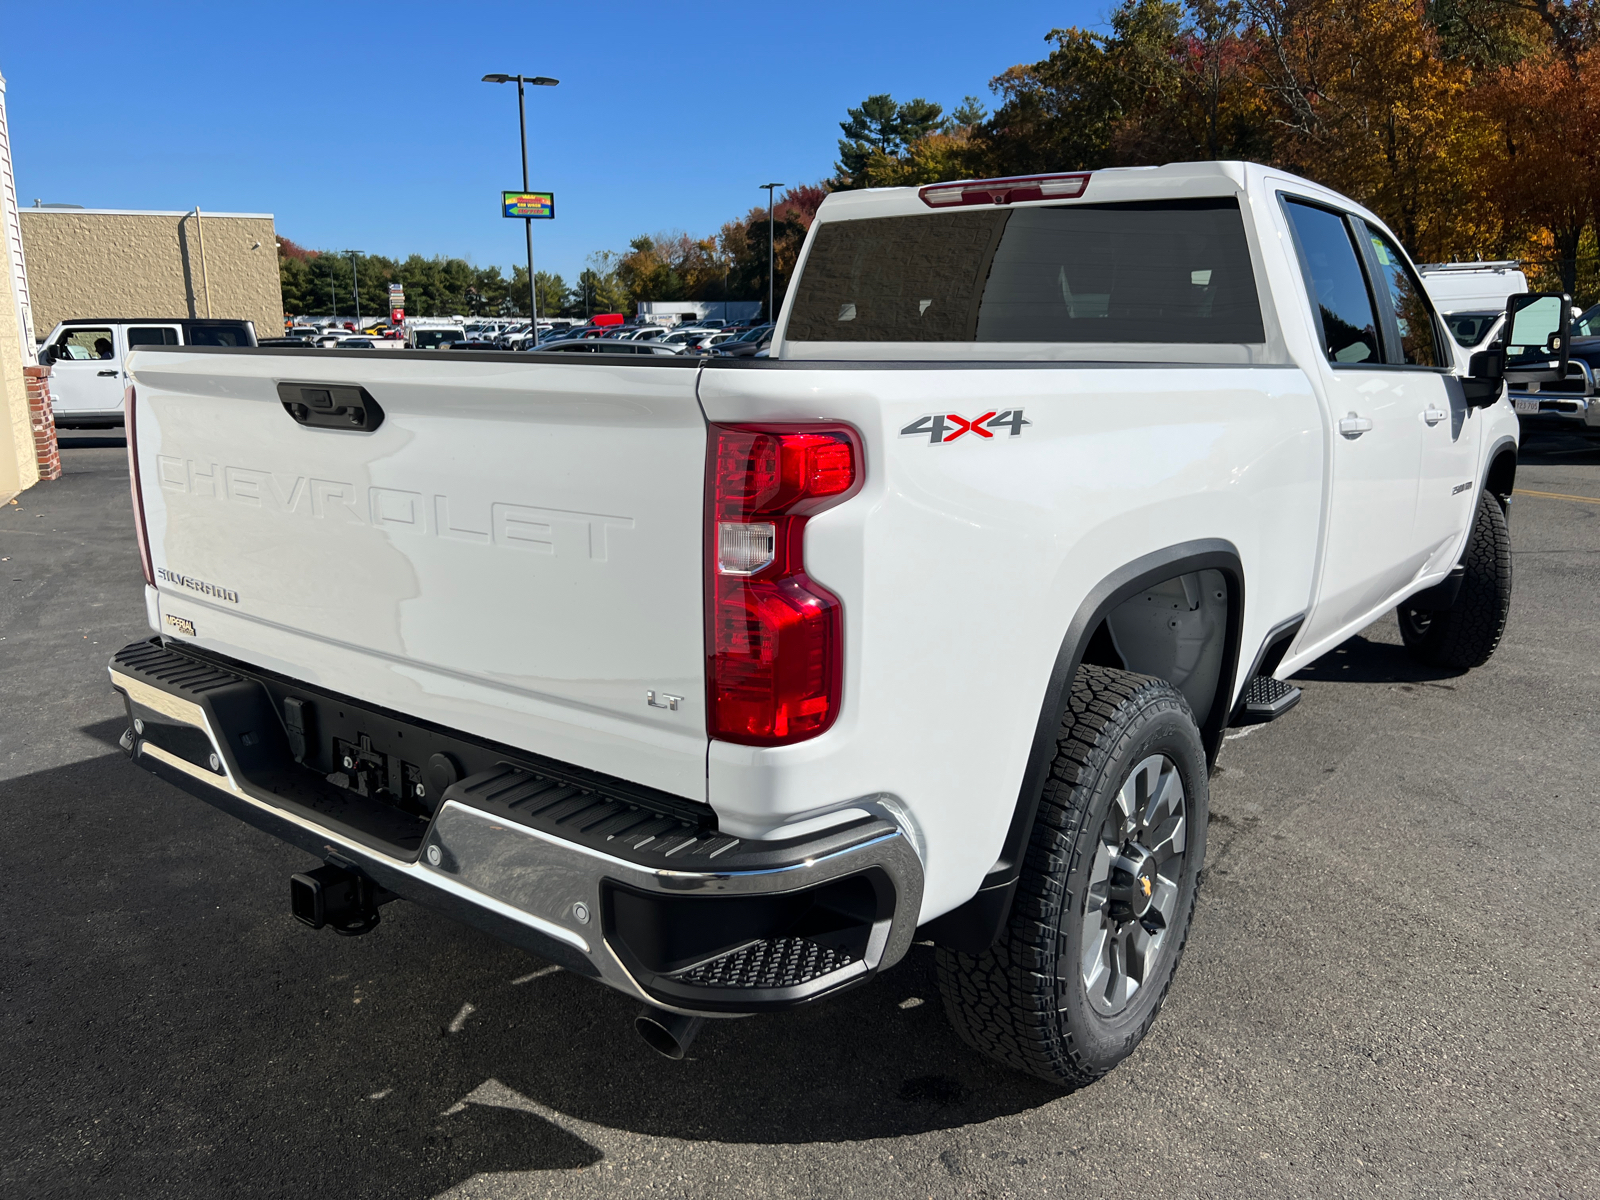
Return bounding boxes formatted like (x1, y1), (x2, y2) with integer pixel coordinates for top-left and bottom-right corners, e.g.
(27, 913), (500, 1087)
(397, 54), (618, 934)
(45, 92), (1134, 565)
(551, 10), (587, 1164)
(1474, 47), (1600, 290)
(1244, 0), (1498, 260)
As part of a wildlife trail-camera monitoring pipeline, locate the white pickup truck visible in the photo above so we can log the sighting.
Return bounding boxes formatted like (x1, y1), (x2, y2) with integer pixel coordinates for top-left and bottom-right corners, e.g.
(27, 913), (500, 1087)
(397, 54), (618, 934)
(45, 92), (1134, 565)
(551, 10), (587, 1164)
(109, 162), (1570, 1087)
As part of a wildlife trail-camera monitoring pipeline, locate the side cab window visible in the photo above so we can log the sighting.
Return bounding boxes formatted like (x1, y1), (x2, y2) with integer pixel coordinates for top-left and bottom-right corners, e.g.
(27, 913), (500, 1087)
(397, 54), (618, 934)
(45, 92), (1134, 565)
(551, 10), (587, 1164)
(1358, 224), (1444, 368)
(1281, 199), (1383, 366)
(53, 327), (118, 362)
(126, 326), (181, 348)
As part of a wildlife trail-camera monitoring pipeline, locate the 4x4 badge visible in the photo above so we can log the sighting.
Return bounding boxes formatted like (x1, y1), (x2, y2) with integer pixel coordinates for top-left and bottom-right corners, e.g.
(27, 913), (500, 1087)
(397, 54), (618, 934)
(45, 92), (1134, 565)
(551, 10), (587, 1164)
(900, 409), (1031, 443)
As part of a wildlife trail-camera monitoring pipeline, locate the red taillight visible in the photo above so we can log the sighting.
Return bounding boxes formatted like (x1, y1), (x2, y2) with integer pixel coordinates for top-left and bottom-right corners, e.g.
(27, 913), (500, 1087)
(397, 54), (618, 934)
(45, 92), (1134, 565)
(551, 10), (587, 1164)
(706, 424), (862, 746)
(125, 384), (155, 587)
(918, 172), (1090, 208)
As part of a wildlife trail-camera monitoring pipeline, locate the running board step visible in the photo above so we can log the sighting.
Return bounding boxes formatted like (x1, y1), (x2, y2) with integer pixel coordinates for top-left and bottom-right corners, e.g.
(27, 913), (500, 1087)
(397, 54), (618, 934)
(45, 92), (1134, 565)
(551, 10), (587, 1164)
(1235, 675), (1302, 725)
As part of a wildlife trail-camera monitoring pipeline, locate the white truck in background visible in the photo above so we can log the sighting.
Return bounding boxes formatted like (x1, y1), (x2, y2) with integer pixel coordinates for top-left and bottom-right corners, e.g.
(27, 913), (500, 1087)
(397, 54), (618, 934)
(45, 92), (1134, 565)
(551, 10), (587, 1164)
(39, 317), (256, 425)
(108, 162), (1568, 1087)
(1420, 260), (1528, 355)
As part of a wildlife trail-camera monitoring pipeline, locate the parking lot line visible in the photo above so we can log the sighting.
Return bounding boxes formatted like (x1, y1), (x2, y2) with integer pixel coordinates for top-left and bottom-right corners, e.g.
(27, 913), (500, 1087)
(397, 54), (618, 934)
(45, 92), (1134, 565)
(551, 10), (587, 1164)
(1513, 487), (1600, 505)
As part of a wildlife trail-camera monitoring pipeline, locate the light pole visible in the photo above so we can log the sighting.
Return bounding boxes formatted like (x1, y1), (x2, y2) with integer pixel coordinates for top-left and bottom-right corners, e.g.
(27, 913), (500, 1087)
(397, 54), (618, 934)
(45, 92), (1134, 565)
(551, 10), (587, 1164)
(483, 73), (558, 325)
(343, 250), (363, 328)
(760, 182), (783, 324)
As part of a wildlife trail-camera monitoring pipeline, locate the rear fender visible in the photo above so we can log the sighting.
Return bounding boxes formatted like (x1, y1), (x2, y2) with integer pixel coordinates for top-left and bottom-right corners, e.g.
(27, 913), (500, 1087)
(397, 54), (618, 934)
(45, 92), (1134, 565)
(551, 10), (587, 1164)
(922, 539), (1244, 954)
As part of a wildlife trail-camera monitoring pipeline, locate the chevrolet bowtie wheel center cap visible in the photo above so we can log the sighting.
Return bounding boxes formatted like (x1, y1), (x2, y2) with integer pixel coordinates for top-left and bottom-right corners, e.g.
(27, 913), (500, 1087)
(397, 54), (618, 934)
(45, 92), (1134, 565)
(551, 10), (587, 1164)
(1109, 843), (1159, 920)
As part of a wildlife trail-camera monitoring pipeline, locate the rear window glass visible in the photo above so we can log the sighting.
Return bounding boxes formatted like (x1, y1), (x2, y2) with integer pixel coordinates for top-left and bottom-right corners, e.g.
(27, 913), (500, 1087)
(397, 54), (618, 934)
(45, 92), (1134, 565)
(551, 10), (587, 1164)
(787, 198), (1264, 344)
(186, 323), (254, 347)
(127, 327), (180, 347)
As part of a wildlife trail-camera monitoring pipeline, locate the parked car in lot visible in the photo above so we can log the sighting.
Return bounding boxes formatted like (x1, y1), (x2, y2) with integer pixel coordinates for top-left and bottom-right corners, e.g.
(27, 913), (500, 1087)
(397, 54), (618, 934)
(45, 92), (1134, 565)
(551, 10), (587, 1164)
(655, 327), (718, 352)
(110, 161), (1559, 1087)
(532, 338), (681, 355)
(711, 324), (773, 356)
(39, 317), (256, 425)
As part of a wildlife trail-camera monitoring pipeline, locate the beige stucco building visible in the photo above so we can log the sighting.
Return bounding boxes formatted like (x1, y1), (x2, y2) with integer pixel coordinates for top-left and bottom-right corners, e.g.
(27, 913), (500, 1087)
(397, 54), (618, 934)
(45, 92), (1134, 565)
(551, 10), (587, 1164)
(20, 207), (283, 339)
(1, 67), (41, 500)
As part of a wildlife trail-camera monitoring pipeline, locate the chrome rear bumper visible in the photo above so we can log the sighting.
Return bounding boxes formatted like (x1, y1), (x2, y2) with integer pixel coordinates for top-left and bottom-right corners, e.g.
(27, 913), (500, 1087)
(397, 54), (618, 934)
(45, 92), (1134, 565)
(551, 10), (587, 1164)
(111, 640), (923, 1016)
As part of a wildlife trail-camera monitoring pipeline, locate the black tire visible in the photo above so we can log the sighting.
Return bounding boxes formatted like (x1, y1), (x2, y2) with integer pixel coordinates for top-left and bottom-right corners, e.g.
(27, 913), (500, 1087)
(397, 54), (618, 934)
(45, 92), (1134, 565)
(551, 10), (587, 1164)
(935, 665), (1208, 1089)
(1399, 491), (1512, 670)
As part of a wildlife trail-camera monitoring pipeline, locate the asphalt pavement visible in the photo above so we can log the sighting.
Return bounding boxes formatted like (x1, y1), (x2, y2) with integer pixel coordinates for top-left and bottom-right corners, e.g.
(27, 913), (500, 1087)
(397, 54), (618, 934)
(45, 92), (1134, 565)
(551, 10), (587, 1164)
(3, 428), (1597, 1199)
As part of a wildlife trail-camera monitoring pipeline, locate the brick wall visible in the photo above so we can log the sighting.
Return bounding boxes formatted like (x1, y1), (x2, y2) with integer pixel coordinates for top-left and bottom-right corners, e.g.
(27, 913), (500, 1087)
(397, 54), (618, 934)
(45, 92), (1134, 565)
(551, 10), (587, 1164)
(24, 364), (59, 481)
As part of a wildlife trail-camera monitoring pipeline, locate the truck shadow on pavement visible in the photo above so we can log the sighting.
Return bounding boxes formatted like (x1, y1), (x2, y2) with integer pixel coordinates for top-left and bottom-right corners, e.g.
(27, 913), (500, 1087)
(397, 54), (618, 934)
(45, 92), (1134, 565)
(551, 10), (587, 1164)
(1291, 630), (1464, 686)
(7, 741), (1063, 1200)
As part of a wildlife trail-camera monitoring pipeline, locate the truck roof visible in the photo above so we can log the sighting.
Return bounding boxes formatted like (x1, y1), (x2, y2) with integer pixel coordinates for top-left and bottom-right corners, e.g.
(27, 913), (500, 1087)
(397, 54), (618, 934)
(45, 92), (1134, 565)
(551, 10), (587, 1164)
(54, 317), (253, 327)
(809, 160), (1385, 233)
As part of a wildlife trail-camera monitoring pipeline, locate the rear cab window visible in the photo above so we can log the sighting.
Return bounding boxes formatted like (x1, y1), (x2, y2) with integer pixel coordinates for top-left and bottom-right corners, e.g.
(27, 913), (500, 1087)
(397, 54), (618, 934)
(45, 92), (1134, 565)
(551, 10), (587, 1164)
(186, 323), (254, 347)
(126, 326), (181, 348)
(787, 198), (1265, 348)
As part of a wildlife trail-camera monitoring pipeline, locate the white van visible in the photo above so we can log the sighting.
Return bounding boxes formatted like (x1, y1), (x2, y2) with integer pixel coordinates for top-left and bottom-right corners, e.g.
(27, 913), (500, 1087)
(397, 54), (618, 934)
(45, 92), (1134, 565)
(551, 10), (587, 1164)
(1419, 262), (1529, 352)
(41, 317), (256, 425)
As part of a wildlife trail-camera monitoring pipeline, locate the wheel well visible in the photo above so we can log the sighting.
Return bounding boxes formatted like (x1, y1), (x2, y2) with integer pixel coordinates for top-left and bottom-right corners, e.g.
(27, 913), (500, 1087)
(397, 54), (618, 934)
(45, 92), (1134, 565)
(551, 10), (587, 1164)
(1091, 569), (1231, 730)
(920, 541), (1243, 956)
(1486, 446), (1516, 516)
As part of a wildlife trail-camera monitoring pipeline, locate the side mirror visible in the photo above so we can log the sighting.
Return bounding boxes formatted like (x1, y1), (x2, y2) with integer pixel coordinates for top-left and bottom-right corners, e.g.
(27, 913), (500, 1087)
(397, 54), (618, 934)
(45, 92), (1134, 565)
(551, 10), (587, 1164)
(1463, 348), (1505, 408)
(37, 343), (56, 365)
(1503, 292), (1570, 385)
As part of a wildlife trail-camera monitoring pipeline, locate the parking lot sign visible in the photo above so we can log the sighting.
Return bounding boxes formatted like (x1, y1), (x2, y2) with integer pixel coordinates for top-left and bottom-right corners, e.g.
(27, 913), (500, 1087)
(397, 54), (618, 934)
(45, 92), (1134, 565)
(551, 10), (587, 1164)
(503, 191), (555, 219)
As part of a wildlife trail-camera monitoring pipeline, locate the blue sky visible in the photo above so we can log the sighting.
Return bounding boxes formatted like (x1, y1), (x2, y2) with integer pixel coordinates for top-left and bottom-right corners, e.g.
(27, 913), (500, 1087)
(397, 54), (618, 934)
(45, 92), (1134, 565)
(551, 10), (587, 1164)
(3, 1), (1105, 283)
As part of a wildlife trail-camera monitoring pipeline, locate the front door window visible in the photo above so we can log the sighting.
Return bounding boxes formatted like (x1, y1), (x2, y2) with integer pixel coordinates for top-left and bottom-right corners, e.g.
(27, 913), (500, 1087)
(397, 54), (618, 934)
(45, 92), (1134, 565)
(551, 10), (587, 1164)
(54, 327), (117, 361)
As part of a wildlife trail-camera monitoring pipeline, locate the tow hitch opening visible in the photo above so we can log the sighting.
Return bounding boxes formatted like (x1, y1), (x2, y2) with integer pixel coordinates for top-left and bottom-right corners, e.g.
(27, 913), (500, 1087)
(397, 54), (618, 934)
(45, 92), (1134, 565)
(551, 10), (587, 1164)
(290, 863), (396, 936)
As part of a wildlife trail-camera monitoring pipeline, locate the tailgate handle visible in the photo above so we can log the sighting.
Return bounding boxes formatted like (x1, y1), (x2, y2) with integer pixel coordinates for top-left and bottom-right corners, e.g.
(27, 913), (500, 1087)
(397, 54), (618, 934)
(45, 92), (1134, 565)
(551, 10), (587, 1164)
(276, 382), (384, 432)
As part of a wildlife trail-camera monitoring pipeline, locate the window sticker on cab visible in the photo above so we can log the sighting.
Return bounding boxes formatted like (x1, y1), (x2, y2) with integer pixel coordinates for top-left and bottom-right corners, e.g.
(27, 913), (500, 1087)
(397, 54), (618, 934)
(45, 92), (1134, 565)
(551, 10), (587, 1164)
(900, 410), (1032, 443)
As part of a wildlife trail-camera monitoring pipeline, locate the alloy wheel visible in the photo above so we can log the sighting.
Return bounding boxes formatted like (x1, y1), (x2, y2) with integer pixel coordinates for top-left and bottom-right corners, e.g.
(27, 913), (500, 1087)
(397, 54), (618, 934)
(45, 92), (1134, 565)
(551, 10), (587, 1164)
(1073, 753), (1188, 1017)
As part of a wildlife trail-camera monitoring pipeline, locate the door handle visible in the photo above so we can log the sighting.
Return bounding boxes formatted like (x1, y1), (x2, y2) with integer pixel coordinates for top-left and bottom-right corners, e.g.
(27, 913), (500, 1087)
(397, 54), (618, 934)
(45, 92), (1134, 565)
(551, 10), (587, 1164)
(1338, 413), (1373, 438)
(97, 369), (119, 377)
(1423, 406), (1447, 426)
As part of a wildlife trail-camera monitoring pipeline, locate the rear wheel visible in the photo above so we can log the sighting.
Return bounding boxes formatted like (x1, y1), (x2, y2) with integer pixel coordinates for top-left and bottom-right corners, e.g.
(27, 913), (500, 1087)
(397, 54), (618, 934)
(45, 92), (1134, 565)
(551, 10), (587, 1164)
(935, 665), (1208, 1089)
(1400, 491), (1512, 670)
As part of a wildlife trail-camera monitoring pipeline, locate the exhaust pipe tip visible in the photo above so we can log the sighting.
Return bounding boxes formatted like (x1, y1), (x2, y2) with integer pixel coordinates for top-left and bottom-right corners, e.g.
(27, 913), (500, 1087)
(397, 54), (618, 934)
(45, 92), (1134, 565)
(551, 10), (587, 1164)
(634, 1007), (705, 1060)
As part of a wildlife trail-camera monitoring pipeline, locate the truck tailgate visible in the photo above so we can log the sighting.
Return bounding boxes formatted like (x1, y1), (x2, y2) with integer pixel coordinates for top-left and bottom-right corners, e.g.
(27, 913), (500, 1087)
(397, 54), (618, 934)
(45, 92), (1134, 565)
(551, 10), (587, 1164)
(128, 349), (709, 800)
